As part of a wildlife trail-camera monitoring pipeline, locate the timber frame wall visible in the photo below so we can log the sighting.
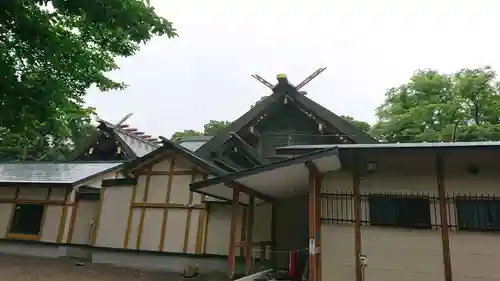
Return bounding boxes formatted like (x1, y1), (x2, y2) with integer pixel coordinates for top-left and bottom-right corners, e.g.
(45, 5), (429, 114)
(94, 154), (212, 254)
(0, 186), (77, 244)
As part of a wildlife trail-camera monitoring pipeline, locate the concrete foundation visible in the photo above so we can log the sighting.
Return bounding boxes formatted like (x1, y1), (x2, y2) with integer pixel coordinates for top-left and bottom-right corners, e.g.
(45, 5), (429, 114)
(0, 239), (229, 273)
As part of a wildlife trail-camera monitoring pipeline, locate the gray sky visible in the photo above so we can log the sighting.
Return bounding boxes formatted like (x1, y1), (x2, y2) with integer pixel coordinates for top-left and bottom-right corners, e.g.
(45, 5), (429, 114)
(85, 0), (500, 138)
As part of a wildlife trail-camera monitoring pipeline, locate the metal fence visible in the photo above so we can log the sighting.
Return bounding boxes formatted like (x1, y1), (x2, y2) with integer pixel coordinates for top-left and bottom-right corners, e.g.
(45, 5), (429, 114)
(320, 191), (500, 231)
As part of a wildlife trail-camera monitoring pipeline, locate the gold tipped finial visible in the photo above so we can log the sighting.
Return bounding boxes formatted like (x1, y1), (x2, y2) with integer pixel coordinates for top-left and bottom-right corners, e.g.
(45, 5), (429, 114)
(276, 73), (287, 79)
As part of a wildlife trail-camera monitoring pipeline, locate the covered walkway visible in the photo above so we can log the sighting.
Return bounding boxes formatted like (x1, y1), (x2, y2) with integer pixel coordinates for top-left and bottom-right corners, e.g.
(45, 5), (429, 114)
(190, 148), (340, 280)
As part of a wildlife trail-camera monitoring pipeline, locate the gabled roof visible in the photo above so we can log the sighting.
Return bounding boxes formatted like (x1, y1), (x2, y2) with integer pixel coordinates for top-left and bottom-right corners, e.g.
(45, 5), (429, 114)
(123, 136), (227, 176)
(98, 120), (160, 158)
(0, 161), (123, 186)
(195, 77), (376, 158)
(179, 136), (213, 152)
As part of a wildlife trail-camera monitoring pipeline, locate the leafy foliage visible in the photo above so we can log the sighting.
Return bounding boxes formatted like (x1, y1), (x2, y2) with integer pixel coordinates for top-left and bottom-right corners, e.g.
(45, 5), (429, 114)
(0, 0), (176, 160)
(372, 66), (500, 142)
(171, 120), (231, 142)
(341, 115), (371, 134)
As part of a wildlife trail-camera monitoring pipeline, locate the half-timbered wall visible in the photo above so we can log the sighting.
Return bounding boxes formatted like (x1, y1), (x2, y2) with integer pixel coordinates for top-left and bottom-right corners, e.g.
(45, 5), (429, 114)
(320, 151), (500, 281)
(0, 172), (118, 245)
(0, 186), (74, 243)
(95, 154), (232, 255)
(71, 200), (99, 245)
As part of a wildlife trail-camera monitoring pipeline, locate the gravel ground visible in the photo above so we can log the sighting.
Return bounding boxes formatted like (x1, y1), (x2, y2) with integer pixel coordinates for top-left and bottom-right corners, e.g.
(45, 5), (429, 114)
(0, 253), (184, 281)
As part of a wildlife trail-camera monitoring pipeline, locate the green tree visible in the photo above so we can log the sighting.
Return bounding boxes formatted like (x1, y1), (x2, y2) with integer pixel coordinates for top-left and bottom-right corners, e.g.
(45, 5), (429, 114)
(171, 130), (204, 143)
(0, 0), (176, 160)
(204, 120), (231, 136)
(341, 115), (371, 134)
(372, 66), (500, 142)
(171, 120), (231, 142)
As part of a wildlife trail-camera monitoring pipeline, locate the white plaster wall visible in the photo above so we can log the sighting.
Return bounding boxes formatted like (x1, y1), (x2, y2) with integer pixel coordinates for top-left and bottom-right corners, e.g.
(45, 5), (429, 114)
(0, 203), (13, 238)
(320, 150), (500, 281)
(71, 200), (99, 245)
(95, 186), (133, 248)
(40, 206), (63, 243)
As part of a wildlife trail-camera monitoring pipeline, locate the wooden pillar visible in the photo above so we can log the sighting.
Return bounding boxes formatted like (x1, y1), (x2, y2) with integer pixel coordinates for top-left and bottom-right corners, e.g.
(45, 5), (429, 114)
(436, 153), (453, 281)
(315, 175), (322, 281)
(307, 161), (321, 281)
(228, 187), (240, 279)
(244, 196), (255, 274)
(308, 170), (316, 281)
(352, 154), (363, 281)
(270, 201), (276, 267)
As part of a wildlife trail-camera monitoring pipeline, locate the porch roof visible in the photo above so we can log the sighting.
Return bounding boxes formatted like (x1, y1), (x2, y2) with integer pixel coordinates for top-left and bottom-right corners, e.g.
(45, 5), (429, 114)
(0, 161), (123, 187)
(276, 141), (500, 155)
(189, 148), (340, 204)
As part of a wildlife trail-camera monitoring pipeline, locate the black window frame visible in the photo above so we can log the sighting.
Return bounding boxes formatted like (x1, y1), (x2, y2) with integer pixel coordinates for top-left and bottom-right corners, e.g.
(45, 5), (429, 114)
(456, 198), (500, 231)
(368, 195), (432, 229)
(8, 203), (45, 236)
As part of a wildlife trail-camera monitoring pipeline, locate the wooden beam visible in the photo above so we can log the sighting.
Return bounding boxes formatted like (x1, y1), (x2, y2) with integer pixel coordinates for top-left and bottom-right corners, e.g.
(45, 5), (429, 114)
(436, 153), (453, 281)
(202, 206), (210, 254)
(315, 174), (322, 281)
(0, 198), (66, 205)
(308, 163), (323, 281)
(131, 202), (205, 209)
(308, 167), (316, 281)
(183, 174), (197, 253)
(5, 188), (20, 237)
(57, 188), (71, 243)
(228, 187), (240, 279)
(305, 160), (319, 175)
(231, 182), (274, 202)
(159, 158), (175, 251)
(67, 199), (79, 243)
(38, 188), (52, 240)
(352, 154), (363, 281)
(123, 180), (138, 248)
(138, 170), (199, 176)
(136, 168), (152, 250)
(240, 205), (248, 257)
(244, 196), (255, 274)
(195, 175), (209, 254)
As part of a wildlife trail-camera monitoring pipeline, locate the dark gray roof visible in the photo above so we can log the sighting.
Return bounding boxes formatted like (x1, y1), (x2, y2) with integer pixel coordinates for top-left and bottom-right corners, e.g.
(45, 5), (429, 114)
(179, 136), (213, 152)
(99, 120), (160, 157)
(277, 141), (500, 151)
(0, 162), (123, 184)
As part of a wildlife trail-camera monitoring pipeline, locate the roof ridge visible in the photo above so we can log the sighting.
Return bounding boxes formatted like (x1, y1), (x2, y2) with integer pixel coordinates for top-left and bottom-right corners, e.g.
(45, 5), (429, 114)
(98, 119), (161, 148)
(195, 79), (376, 157)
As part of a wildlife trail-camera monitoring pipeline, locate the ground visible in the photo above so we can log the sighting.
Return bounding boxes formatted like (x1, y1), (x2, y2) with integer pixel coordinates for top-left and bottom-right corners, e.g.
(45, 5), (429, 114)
(0, 253), (182, 281)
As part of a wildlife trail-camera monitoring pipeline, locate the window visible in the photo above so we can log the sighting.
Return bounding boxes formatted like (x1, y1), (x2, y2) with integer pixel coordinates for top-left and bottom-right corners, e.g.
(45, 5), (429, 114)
(9, 204), (45, 236)
(368, 195), (431, 229)
(456, 199), (500, 231)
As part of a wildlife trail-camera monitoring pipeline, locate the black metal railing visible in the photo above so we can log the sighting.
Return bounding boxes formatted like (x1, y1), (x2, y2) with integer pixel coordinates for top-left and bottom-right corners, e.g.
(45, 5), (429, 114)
(321, 191), (500, 232)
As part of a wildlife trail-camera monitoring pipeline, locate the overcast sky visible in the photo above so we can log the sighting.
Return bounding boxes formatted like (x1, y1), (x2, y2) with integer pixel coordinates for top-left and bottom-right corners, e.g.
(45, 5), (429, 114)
(85, 0), (500, 138)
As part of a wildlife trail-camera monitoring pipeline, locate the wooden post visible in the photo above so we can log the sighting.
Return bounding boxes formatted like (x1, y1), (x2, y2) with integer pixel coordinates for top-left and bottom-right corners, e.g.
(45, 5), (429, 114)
(352, 154), (363, 281)
(315, 175), (322, 281)
(306, 160), (322, 281)
(245, 196), (255, 274)
(436, 153), (453, 281)
(308, 166), (321, 281)
(228, 187), (240, 279)
(270, 202), (276, 267)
